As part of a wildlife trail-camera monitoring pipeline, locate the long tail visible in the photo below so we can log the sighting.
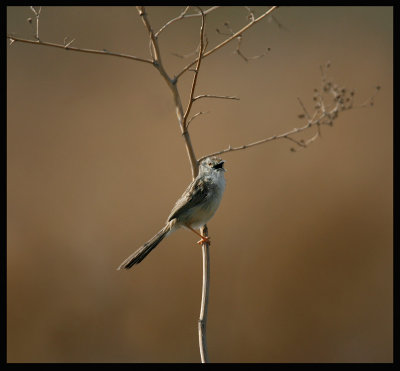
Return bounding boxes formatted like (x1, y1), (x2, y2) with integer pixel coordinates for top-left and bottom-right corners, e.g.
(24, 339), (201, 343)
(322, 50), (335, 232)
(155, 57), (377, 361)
(117, 224), (171, 270)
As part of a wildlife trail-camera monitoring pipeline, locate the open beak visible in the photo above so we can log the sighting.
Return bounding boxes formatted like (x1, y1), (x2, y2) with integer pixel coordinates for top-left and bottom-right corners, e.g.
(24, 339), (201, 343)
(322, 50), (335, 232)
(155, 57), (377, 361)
(213, 161), (225, 171)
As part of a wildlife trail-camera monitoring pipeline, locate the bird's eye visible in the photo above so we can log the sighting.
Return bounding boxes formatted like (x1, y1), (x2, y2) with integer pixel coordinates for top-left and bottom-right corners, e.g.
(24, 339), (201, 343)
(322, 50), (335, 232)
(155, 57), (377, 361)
(208, 162), (212, 166)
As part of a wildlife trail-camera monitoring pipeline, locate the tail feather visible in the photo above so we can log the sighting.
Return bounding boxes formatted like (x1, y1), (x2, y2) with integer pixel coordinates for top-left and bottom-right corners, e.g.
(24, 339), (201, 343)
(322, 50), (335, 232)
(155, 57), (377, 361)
(117, 225), (170, 270)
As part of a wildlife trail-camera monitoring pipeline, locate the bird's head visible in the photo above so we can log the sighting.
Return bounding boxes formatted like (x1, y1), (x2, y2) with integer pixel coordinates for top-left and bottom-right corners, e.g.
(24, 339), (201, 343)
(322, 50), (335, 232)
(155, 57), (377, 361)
(199, 157), (225, 175)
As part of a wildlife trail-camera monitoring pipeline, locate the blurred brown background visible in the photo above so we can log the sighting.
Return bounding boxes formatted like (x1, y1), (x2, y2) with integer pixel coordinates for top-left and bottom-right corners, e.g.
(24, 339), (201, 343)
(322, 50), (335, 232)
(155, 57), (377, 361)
(7, 6), (392, 363)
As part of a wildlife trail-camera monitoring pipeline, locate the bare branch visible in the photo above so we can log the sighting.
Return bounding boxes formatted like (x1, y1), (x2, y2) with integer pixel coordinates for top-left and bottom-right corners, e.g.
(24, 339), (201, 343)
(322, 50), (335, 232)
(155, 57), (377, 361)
(183, 6), (220, 18)
(198, 125), (315, 162)
(217, 20), (270, 63)
(244, 6), (255, 22)
(176, 9), (211, 363)
(175, 6), (278, 80)
(198, 117), (323, 161)
(30, 6), (41, 40)
(156, 6), (220, 38)
(155, 6), (190, 37)
(183, 8), (206, 129)
(63, 37), (75, 48)
(193, 94), (239, 102)
(284, 135), (307, 148)
(137, 6), (162, 63)
(136, 6), (199, 178)
(198, 224), (210, 364)
(186, 111), (210, 127)
(198, 65), (380, 161)
(7, 35), (153, 64)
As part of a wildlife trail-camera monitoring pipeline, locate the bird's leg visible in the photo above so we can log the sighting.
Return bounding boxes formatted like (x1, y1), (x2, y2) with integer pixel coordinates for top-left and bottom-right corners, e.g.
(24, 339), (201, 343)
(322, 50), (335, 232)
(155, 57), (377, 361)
(186, 225), (211, 245)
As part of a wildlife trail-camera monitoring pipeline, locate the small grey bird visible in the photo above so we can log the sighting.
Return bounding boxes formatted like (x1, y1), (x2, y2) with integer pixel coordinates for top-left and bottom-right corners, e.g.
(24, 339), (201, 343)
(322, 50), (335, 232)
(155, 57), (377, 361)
(117, 157), (226, 270)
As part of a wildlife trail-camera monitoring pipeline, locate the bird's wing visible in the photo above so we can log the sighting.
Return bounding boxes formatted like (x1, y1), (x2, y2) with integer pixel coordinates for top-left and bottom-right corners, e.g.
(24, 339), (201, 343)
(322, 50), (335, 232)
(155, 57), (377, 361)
(167, 177), (209, 222)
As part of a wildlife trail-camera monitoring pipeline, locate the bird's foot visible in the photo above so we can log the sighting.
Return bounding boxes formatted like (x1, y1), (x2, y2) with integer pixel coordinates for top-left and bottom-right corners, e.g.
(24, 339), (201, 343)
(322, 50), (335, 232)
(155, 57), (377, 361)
(197, 236), (211, 245)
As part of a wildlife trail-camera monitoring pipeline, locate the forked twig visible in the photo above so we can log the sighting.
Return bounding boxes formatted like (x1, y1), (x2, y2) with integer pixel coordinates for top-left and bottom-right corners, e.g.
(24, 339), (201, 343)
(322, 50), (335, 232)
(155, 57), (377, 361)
(156, 6), (219, 37)
(175, 6), (278, 80)
(186, 111), (210, 127)
(155, 6), (190, 37)
(216, 18), (270, 63)
(30, 6), (41, 40)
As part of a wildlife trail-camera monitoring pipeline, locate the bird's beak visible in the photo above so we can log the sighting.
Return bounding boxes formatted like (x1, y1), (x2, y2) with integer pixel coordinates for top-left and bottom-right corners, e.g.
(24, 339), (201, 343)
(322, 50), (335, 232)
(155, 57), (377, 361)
(213, 161), (225, 171)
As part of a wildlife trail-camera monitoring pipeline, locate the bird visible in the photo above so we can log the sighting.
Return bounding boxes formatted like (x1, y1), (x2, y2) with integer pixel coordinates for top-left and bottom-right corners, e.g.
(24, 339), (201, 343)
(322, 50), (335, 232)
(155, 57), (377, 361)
(117, 156), (226, 270)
